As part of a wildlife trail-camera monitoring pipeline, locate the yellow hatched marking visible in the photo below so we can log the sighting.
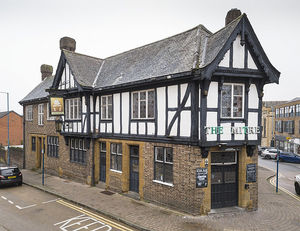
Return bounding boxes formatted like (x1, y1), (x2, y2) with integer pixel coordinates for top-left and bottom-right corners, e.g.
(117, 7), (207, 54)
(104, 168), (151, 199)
(56, 199), (134, 231)
(269, 176), (300, 202)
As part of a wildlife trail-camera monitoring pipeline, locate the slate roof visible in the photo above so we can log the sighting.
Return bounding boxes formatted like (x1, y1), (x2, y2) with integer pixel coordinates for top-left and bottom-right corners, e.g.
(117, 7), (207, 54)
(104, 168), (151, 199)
(0, 111), (22, 119)
(19, 76), (54, 104)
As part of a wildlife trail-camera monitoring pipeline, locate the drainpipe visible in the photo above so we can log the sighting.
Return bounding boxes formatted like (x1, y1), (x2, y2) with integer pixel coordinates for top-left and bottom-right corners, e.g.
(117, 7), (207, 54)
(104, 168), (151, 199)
(23, 106), (26, 169)
(91, 138), (95, 186)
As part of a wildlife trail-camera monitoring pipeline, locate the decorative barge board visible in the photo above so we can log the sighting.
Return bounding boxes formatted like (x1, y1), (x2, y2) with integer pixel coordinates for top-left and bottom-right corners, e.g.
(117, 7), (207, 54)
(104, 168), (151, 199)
(18, 9), (280, 215)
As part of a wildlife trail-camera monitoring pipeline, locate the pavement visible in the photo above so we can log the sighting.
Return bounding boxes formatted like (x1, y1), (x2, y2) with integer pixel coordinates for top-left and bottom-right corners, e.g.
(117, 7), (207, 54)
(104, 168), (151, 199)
(22, 167), (300, 231)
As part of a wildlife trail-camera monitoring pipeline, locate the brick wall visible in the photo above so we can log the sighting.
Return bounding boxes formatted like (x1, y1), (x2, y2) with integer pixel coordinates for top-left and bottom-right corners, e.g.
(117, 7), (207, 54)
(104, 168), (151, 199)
(0, 112), (23, 146)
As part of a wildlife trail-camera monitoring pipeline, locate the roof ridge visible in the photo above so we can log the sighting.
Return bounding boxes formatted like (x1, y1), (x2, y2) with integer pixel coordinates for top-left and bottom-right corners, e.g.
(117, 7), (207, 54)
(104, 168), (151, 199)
(63, 49), (103, 61)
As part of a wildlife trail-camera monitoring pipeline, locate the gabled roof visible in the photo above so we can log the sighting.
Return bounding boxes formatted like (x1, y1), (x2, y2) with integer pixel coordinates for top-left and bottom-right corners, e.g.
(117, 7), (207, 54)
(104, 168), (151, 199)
(0, 111), (22, 119)
(19, 76), (54, 104)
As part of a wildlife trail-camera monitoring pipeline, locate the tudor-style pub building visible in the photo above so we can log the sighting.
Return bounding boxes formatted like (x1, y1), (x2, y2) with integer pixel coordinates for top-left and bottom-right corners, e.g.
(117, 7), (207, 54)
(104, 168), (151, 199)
(20, 9), (280, 215)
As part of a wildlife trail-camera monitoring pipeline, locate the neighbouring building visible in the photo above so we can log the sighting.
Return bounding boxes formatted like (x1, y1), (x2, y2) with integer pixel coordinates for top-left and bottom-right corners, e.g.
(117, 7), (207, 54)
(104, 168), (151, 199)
(20, 9), (280, 214)
(261, 101), (286, 147)
(274, 98), (300, 154)
(0, 111), (23, 146)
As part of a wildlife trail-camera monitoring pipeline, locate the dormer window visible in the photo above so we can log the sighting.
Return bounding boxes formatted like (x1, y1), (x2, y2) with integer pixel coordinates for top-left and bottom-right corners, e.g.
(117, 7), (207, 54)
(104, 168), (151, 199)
(221, 83), (244, 118)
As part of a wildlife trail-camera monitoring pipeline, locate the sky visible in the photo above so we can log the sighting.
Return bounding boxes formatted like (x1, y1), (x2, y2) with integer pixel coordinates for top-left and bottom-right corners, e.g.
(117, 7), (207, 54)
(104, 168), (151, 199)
(0, 0), (299, 115)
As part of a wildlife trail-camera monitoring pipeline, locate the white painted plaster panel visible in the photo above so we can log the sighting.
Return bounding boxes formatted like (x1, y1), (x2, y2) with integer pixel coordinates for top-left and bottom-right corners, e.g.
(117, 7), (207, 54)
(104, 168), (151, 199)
(248, 51), (257, 69)
(95, 115), (99, 131)
(73, 123), (77, 133)
(220, 123), (231, 141)
(180, 83), (191, 107)
(82, 97), (86, 113)
(168, 85), (178, 108)
(199, 111), (201, 140)
(147, 122), (155, 135)
(219, 49), (230, 67)
(234, 123), (245, 140)
(233, 35), (245, 68)
(107, 123), (112, 133)
(139, 122), (146, 135)
(113, 93), (120, 133)
(180, 111), (191, 137)
(206, 112), (217, 141)
(100, 123), (105, 133)
(90, 96), (93, 112)
(121, 92), (129, 134)
(95, 96), (99, 113)
(248, 84), (259, 109)
(131, 122), (137, 135)
(207, 81), (218, 108)
(168, 111), (177, 136)
(65, 64), (70, 89)
(157, 87), (166, 136)
(248, 112), (258, 140)
(78, 123), (82, 133)
(90, 115), (94, 132)
(83, 122), (87, 133)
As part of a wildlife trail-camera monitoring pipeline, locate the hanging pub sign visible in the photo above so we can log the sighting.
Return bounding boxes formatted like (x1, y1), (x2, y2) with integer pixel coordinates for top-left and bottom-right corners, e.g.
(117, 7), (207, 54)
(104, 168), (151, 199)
(50, 97), (64, 116)
(246, 163), (256, 183)
(196, 168), (208, 188)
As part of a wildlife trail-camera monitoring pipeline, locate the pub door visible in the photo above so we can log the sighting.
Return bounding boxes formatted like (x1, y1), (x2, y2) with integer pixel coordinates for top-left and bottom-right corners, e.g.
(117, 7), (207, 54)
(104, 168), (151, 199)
(99, 142), (106, 183)
(129, 146), (139, 193)
(211, 151), (238, 209)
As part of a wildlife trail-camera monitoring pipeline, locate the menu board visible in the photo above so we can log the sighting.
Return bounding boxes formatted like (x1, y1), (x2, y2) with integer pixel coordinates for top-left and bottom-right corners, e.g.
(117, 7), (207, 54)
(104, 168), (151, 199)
(196, 168), (208, 188)
(246, 163), (256, 183)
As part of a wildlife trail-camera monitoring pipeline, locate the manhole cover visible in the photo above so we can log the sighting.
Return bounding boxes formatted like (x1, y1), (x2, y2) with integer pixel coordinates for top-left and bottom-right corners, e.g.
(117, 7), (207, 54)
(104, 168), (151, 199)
(101, 190), (115, 195)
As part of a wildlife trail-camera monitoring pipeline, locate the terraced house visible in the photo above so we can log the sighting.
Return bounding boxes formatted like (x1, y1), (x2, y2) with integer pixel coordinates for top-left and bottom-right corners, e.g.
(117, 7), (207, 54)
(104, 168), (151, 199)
(20, 9), (280, 215)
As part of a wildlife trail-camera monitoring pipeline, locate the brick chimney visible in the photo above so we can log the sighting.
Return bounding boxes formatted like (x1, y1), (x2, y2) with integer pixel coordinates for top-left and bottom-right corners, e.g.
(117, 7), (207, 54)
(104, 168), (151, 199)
(40, 64), (53, 81)
(60, 36), (76, 51)
(225, 8), (241, 25)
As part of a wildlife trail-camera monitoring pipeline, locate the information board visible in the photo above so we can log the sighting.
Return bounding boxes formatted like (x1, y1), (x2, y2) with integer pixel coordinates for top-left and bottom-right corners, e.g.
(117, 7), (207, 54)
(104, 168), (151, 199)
(246, 163), (256, 183)
(196, 168), (208, 188)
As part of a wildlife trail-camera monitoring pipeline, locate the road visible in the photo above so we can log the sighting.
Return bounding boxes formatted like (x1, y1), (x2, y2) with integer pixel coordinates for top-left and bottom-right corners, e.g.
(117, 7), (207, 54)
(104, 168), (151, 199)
(0, 185), (136, 231)
(258, 155), (300, 197)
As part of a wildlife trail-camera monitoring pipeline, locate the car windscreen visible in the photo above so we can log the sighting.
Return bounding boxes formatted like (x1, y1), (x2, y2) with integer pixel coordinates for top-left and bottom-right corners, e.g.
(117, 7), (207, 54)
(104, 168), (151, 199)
(0, 168), (19, 176)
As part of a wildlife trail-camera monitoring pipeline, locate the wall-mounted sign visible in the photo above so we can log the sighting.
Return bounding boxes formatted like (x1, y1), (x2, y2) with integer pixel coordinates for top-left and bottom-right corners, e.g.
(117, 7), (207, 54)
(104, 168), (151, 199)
(196, 168), (208, 188)
(50, 97), (64, 116)
(205, 126), (260, 135)
(246, 163), (256, 183)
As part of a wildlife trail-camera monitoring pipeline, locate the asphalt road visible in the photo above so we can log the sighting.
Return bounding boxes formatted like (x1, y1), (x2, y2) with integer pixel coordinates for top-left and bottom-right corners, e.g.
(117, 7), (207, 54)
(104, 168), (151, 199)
(258, 155), (300, 197)
(0, 184), (136, 231)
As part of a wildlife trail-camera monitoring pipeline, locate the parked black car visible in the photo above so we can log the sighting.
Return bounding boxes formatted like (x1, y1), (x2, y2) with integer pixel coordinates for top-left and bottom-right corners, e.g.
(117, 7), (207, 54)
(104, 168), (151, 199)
(0, 166), (22, 186)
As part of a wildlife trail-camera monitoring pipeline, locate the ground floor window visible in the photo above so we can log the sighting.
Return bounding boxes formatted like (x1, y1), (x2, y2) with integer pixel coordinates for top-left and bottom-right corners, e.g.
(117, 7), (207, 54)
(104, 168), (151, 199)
(110, 143), (122, 171)
(70, 138), (86, 164)
(154, 147), (173, 184)
(47, 136), (59, 158)
(31, 137), (36, 151)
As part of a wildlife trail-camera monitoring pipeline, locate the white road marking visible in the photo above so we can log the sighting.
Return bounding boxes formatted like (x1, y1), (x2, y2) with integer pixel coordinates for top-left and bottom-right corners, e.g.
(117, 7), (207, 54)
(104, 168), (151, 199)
(269, 176), (300, 202)
(8, 200), (14, 204)
(16, 205), (22, 210)
(1, 196), (7, 200)
(42, 198), (60, 204)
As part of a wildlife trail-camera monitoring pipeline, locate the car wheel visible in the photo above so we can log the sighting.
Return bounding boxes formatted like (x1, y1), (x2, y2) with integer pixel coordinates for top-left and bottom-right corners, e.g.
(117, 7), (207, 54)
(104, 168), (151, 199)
(265, 155), (271, 159)
(295, 183), (300, 195)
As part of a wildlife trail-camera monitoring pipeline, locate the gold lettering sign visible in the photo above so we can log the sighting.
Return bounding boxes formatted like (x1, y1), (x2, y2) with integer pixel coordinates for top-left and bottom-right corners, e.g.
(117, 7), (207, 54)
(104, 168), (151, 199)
(50, 97), (64, 116)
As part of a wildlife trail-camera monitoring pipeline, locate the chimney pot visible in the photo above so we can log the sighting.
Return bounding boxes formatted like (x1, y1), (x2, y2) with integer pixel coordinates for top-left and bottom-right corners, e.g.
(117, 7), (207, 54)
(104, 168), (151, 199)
(225, 8), (242, 25)
(40, 64), (53, 81)
(60, 36), (76, 51)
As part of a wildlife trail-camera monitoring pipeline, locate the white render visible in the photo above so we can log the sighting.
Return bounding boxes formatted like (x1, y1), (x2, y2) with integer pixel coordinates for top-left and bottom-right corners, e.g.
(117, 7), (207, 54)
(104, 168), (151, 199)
(206, 112), (218, 141)
(157, 87), (166, 136)
(168, 85), (178, 108)
(248, 84), (259, 109)
(248, 112), (258, 140)
(180, 111), (191, 137)
(232, 35), (244, 68)
(248, 52), (257, 69)
(220, 123), (231, 141)
(180, 83), (191, 107)
(121, 92), (129, 134)
(234, 123), (245, 140)
(113, 93), (120, 133)
(207, 81), (218, 108)
(218, 49), (230, 67)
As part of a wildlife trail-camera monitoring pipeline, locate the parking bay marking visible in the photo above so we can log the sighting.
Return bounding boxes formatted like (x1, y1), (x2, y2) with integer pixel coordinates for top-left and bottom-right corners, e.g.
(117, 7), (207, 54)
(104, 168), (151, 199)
(56, 199), (134, 231)
(269, 176), (300, 202)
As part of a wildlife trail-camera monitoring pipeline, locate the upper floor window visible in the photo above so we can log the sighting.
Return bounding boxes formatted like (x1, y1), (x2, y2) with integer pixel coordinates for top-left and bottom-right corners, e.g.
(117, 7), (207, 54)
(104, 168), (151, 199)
(26, 105), (33, 121)
(101, 95), (112, 120)
(65, 98), (81, 120)
(38, 104), (44, 125)
(47, 103), (55, 121)
(154, 147), (173, 184)
(285, 106), (289, 117)
(275, 108), (279, 118)
(221, 84), (244, 118)
(132, 89), (155, 119)
(289, 105), (295, 117)
(279, 108), (284, 118)
(296, 104), (300, 117)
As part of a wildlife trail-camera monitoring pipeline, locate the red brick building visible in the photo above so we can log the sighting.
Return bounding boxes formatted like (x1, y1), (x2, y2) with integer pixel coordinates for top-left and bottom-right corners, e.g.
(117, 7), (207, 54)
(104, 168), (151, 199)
(0, 111), (23, 146)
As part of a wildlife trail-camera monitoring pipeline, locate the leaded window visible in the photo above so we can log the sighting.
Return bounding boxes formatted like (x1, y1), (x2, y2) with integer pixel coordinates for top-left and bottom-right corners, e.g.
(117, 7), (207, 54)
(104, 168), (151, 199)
(47, 136), (59, 158)
(32, 137), (36, 151)
(101, 95), (112, 120)
(221, 84), (244, 118)
(154, 147), (173, 184)
(132, 89), (155, 119)
(110, 143), (122, 171)
(65, 98), (81, 120)
(70, 138), (86, 164)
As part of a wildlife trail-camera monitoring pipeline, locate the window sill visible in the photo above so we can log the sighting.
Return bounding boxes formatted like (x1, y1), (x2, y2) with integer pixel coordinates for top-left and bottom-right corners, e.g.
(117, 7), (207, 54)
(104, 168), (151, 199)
(110, 169), (122, 174)
(152, 180), (173, 187)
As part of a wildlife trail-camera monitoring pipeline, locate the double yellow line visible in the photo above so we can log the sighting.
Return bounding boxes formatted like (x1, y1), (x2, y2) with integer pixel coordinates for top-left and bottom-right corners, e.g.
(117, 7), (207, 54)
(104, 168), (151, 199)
(57, 199), (135, 231)
(269, 176), (300, 202)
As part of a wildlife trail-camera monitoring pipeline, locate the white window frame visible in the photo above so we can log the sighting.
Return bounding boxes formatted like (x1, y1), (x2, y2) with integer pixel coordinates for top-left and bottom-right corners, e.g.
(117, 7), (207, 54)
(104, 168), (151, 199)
(131, 89), (155, 119)
(25, 105), (33, 121)
(65, 98), (81, 120)
(38, 104), (44, 125)
(221, 83), (244, 119)
(47, 103), (55, 120)
(100, 95), (112, 120)
(154, 147), (173, 184)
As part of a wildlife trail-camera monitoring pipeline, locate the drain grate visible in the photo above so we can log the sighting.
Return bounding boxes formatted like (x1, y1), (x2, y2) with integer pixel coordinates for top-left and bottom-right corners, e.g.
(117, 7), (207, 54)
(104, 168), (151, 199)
(100, 190), (115, 195)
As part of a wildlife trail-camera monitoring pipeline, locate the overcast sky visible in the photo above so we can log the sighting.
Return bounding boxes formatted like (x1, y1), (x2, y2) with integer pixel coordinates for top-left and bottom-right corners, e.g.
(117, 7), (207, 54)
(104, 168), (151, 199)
(0, 0), (299, 114)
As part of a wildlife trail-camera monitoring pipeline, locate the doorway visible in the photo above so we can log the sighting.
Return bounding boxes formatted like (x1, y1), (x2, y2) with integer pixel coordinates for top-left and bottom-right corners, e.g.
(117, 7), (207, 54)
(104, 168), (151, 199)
(37, 137), (45, 169)
(99, 142), (106, 183)
(129, 146), (139, 193)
